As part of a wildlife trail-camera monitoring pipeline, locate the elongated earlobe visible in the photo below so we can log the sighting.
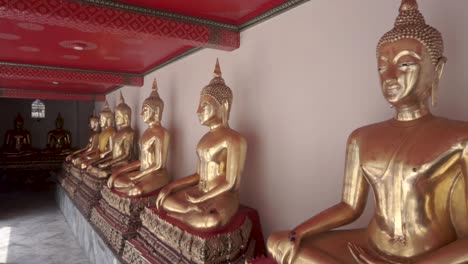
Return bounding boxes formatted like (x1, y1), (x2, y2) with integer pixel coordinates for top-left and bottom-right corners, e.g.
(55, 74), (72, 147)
(431, 57), (447, 107)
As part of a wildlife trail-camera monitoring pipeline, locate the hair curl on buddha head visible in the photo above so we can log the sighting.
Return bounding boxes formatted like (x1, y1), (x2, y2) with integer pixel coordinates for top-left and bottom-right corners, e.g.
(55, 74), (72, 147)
(377, 0), (444, 65)
(200, 59), (233, 118)
(115, 91), (132, 120)
(143, 79), (164, 114)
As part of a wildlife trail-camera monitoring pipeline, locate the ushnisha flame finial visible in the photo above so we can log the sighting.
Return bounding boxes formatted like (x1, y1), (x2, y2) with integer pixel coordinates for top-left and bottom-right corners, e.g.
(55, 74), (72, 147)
(143, 78), (164, 112)
(213, 58), (222, 78)
(103, 100), (110, 110)
(377, 0), (443, 65)
(201, 58), (233, 107)
(119, 91), (125, 104)
(400, 0), (418, 12)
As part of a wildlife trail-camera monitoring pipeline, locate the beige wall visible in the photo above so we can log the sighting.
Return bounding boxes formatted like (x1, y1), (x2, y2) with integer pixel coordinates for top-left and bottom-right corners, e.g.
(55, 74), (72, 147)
(104, 0), (468, 237)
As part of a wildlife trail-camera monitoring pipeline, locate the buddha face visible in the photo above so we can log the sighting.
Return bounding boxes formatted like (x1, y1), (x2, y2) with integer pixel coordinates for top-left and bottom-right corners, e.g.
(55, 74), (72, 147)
(378, 38), (436, 106)
(89, 118), (99, 131)
(197, 95), (222, 126)
(100, 114), (111, 128)
(115, 110), (125, 126)
(141, 104), (156, 124)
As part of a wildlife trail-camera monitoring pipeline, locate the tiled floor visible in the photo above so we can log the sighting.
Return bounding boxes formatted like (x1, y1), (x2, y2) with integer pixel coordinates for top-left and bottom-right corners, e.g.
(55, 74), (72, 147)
(0, 185), (90, 264)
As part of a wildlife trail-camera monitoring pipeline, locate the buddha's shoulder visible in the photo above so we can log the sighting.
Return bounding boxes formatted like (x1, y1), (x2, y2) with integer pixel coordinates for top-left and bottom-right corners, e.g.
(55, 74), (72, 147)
(214, 128), (246, 143)
(347, 120), (391, 139)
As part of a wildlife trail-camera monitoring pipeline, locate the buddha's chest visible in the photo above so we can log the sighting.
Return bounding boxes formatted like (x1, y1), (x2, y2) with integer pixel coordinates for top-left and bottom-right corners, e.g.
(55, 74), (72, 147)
(197, 135), (227, 162)
(359, 134), (463, 187)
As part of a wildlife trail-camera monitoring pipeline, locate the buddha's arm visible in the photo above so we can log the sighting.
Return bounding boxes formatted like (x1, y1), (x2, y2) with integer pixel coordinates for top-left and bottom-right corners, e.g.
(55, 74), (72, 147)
(101, 134), (134, 167)
(294, 134), (369, 239)
(190, 138), (246, 204)
(130, 133), (170, 182)
(100, 136), (114, 158)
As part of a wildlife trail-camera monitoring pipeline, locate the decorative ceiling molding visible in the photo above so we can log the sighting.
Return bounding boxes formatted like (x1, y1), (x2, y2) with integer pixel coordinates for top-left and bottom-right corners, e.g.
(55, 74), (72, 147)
(239, 0), (310, 31)
(77, 0), (238, 31)
(0, 62), (144, 86)
(0, 89), (106, 101)
(1, 0), (240, 50)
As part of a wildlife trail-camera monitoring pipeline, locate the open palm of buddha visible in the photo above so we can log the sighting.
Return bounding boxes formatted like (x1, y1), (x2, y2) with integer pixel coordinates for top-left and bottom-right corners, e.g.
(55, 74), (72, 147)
(268, 1), (468, 263)
(107, 80), (170, 197)
(155, 60), (247, 231)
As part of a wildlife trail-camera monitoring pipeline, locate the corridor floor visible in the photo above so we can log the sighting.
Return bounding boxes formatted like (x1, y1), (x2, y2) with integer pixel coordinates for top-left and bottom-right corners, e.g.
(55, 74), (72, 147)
(0, 184), (90, 264)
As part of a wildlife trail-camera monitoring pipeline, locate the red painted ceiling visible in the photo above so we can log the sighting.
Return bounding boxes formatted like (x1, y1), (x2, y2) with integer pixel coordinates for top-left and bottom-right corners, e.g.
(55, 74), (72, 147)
(113, 0), (287, 25)
(0, 0), (295, 101)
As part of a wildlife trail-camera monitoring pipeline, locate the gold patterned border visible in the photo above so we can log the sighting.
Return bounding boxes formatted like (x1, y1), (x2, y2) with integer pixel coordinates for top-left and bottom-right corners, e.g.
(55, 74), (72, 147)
(139, 208), (252, 264)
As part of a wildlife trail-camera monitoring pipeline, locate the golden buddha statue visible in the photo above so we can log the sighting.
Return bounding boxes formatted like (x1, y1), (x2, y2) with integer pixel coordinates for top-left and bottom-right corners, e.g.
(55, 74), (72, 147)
(44, 113), (72, 154)
(155, 59), (247, 231)
(267, 1), (468, 263)
(107, 79), (170, 197)
(73, 101), (116, 170)
(65, 113), (100, 164)
(3, 113), (32, 154)
(87, 92), (135, 178)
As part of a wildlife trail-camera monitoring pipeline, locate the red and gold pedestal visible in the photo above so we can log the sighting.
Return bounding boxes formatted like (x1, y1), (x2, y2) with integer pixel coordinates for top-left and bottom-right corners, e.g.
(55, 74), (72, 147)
(62, 166), (82, 199)
(122, 206), (266, 264)
(90, 186), (160, 255)
(74, 171), (109, 218)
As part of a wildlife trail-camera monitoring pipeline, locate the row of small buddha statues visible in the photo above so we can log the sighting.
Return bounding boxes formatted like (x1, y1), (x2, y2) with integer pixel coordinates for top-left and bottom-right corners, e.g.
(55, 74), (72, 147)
(61, 0), (468, 263)
(2, 112), (73, 157)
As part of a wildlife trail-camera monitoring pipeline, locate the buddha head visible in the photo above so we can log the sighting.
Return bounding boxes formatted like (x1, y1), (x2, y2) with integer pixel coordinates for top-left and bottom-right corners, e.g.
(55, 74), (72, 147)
(377, 0), (446, 107)
(197, 59), (233, 128)
(89, 111), (100, 131)
(55, 113), (64, 129)
(115, 91), (132, 127)
(100, 100), (114, 129)
(142, 79), (164, 125)
(14, 113), (24, 129)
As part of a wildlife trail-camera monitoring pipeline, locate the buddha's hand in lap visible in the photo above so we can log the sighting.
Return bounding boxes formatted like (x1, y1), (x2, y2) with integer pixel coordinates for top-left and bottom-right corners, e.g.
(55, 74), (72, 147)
(185, 192), (201, 204)
(156, 186), (172, 210)
(348, 243), (389, 264)
(107, 175), (116, 188)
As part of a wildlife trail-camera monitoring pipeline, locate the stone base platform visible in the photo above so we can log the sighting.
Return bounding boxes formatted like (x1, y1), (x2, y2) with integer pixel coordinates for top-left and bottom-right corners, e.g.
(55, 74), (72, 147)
(75, 171), (108, 218)
(90, 186), (160, 255)
(55, 184), (122, 264)
(123, 206), (266, 264)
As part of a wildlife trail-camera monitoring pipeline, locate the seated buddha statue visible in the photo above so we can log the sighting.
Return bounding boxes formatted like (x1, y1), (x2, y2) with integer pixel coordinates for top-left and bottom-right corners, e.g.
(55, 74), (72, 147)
(3, 113), (34, 156)
(73, 101), (115, 170)
(267, 1), (468, 263)
(107, 79), (170, 197)
(155, 59), (247, 231)
(43, 113), (72, 154)
(65, 113), (100, 164)
(87, 92), (135, 178)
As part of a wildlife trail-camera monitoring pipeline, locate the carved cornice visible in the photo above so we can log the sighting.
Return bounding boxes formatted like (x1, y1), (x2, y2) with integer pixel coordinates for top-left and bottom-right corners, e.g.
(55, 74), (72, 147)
(77, 0), (238, 31)
(0, 62), (143, 87)
(239, 0), (310, 31)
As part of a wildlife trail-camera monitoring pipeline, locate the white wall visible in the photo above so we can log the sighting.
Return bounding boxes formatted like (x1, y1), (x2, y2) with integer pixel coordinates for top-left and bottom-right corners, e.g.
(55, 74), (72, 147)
(104, 0), (468, 237)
